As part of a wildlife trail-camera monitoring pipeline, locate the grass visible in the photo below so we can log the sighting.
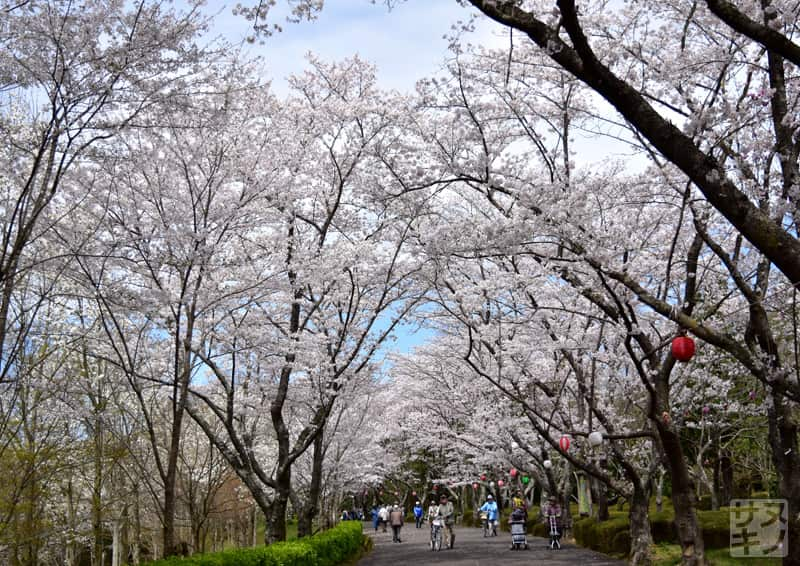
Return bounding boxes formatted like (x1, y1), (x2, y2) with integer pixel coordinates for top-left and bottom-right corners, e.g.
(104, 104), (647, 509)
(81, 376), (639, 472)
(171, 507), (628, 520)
(652, 543), (782, 565)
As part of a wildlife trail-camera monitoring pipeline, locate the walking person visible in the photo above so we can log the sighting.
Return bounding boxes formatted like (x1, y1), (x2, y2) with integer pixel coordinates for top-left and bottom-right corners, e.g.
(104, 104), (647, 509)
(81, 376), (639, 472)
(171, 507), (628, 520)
(389, 503), (404, 542)
(413, 500), (424, 528)
(437, 494), (456, 549)
(378, 504), (389, 532)
(370, 505), (379, 532)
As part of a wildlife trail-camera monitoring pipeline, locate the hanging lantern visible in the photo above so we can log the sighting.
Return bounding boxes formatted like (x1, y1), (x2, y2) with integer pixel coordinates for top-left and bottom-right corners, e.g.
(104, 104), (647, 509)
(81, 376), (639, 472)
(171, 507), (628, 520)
(480, 473), (487, 481)
(411, 491), (416, 497)
(472, 482), (479, 490)
(522, 476), (530, 485)
(510, 468), (518, 477)
(498, 479), (505, 487)
(489, 481), (495, 488)
(671, 335), (696, 362)
(543, 459), (552, 469)
(559, 436), (571, 452)
(588, 431), (603, 447)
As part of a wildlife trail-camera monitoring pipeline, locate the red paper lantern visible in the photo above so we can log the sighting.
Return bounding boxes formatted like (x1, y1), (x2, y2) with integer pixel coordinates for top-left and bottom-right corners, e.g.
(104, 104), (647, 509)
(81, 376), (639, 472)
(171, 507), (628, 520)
(559, 436), (570, 452)
(498, 479), (505, 487)
(510, 468), (518, 477)
(671, 335), (695, 362)
(472, 482), (479, 490)
(480, 473), (487, 481)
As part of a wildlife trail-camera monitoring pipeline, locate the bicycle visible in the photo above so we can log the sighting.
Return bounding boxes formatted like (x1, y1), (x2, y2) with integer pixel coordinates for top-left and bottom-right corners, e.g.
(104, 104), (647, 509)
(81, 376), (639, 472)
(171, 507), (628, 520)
(430, 517), (443, 551)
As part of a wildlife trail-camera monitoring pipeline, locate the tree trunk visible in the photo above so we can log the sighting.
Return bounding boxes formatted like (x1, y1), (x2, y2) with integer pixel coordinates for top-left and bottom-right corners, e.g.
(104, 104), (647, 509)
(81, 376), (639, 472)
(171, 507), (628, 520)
(131, 485), (141, 565)
(266, 470), (290, 544)
(595, 458), (610, 521)
(66, 479), (77, 566)
(560, 462), (573, 537)
(719, 455), (733, 507)
(629, 482), (654, 566)
(112, 520), (122, 566)
(767, 394), (800, 566)
(297, 431), (325, 538)
(92, 431), (103, 566)
(657, 422), (705, 565)
(712, 455), (721, 511)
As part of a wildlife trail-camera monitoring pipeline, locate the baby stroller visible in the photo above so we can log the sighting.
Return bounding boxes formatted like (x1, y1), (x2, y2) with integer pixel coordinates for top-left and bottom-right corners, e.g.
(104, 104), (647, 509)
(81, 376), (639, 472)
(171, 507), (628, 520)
(510, 520), (528, 550)
(548, 514), (561, 550)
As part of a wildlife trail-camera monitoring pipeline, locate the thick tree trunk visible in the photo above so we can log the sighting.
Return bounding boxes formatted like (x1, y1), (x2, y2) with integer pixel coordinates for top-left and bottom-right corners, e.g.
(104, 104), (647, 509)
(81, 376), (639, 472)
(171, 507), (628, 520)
(595, 459), (609, 521)
(629, 483), (654, 566)
(163, 327), (193, 557)
(266, 470), (291, 544)
(768, 394), (800, 566)
(657, 422), (705, 565)
(297, 432), (325, 538)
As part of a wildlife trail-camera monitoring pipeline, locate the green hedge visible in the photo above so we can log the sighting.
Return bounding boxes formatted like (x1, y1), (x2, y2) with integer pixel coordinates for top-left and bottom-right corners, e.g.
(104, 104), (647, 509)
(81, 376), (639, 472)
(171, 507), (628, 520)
(572, 508), (733, 558)
(142, 521), (365, 566)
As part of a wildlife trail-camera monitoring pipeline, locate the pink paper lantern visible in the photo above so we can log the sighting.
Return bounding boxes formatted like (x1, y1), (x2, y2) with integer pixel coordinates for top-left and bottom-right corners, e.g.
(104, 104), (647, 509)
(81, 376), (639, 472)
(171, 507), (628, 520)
(510, 468), (518, 477)
(498, 479), (505, 487)
(559, 436), (570, 452)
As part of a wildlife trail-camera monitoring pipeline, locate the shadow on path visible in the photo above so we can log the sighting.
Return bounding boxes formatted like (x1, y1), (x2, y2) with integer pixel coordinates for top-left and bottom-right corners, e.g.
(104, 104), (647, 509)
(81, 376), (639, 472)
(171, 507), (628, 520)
(356, 522), (626, 565)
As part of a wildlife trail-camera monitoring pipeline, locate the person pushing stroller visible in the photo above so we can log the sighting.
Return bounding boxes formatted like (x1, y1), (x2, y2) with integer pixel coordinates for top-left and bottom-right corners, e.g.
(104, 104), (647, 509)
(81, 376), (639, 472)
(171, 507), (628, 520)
(508, 505), (528, 550)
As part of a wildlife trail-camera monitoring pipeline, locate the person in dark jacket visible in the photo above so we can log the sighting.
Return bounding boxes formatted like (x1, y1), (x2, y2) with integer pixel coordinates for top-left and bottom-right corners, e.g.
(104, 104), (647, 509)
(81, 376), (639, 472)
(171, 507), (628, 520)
(389, 504), (404, 542)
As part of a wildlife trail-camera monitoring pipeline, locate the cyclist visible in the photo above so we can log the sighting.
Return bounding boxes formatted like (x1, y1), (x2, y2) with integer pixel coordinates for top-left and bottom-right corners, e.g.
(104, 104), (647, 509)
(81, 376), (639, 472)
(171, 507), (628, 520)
(479, 494), (499, 536)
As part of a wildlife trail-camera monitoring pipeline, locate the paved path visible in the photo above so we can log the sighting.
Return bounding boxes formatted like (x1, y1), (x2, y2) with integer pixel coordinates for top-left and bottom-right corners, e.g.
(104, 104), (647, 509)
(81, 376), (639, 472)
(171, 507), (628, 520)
(357, 522), (626, 565)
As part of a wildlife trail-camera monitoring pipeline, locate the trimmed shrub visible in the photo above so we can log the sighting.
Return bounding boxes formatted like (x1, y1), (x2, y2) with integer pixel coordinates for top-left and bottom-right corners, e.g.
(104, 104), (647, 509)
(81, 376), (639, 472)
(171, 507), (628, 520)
(698, 509), (731, 549)
(568, 503), (734, 559)
(143, 521), (364, 566)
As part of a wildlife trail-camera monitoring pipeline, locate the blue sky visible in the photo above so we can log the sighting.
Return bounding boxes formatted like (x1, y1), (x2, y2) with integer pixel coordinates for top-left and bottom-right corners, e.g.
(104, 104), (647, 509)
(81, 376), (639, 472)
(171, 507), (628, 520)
(195, 1), (502, 357)
(202, 1), (505, 94)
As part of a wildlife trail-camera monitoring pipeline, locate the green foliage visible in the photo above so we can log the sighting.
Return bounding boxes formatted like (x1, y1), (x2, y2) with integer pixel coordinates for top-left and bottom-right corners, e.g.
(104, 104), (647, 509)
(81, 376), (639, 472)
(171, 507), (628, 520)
(571, 501), (738, 558)
(652, 543), (781, 565)
(142, 521), (364, 566)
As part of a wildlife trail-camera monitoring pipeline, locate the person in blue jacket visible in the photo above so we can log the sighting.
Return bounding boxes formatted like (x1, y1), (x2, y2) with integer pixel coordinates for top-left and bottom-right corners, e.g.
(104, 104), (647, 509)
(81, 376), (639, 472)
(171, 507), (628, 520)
(479, 494), (499, 536)
(370, 505), (380, 531)
(413, 501), (424, 528)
